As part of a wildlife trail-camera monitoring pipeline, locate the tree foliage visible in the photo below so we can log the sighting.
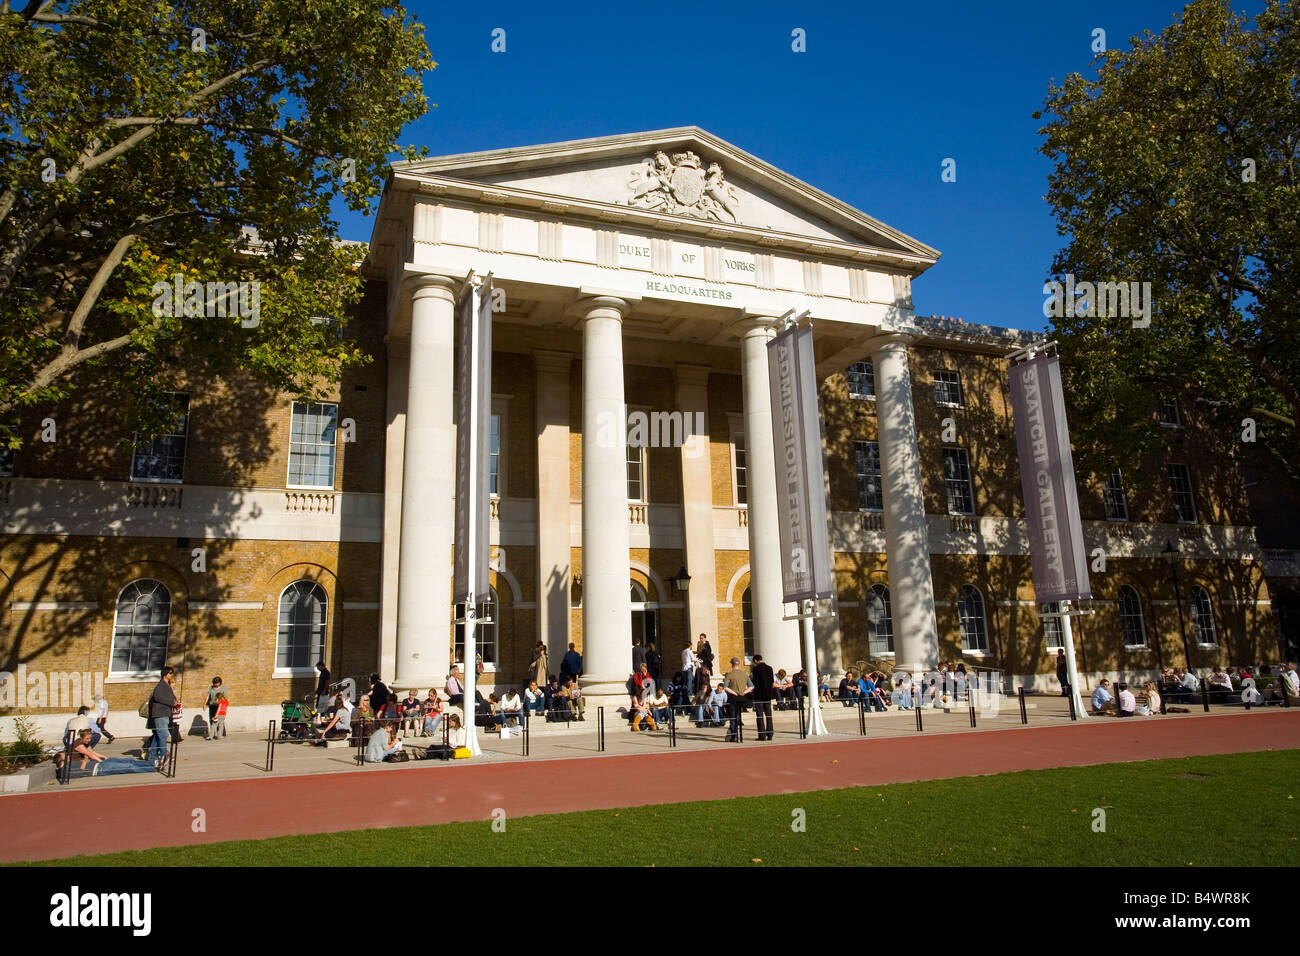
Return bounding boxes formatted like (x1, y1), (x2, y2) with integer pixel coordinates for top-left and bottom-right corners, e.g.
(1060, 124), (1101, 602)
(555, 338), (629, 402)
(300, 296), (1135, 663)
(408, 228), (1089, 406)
(0, 0), (434, 443)
(1036, 0), (1299, 499)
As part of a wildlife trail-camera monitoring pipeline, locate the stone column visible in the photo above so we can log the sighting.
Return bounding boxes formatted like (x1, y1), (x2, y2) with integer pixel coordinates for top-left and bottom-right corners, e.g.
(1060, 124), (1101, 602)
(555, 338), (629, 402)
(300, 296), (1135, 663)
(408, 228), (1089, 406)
(579, 297), (633, 699)
(535, 350), (574, 670)
(674, 364), (719, 652)
(378, 339), (409, 681)
(867, 332), (940, 671)
(739, 321), (801, 672)
(394, 275), (458, 690)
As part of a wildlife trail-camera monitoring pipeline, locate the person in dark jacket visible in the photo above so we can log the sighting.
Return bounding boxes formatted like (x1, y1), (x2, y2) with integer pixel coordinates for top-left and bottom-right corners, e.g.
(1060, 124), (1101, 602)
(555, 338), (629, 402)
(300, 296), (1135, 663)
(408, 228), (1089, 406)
(645, 642), (662, 685)
(368, 673), (390, 714)
(1055, 649), (1070, 698)
(146, 666), (177, 766)
(560, 643), (583, 681)
(631, 639), (646, 673)
(749, 654), (776, 740)
(314, 660), (332, 707)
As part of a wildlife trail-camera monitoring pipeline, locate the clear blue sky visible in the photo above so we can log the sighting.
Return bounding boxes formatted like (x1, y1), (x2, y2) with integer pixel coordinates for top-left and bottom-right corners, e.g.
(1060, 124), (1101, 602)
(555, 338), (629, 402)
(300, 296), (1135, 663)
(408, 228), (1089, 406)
(338, 0), (1266, 333)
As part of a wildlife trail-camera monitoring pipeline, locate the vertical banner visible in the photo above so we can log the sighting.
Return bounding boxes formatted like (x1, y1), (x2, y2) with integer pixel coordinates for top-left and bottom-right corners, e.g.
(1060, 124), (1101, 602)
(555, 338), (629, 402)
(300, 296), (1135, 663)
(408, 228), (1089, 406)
(1008, 353), (1092, 604)
(453, 279), (494, 605)
(767, 323), (834, 603)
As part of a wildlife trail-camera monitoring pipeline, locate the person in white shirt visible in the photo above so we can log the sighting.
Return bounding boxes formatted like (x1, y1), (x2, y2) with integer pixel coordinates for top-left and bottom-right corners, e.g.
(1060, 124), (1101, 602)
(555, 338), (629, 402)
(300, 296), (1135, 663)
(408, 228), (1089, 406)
(1115, 682), (1136, 717)
(651, 687), (671, 724)
(445, 667), (465, 706)
(92, 693), (115, 744)
(681, 644), (697, 702)
(501, 689), (523, 727)
(524, 680), (546, 717)
(446, 714), (467, 749)
(64, 706), (99, 748)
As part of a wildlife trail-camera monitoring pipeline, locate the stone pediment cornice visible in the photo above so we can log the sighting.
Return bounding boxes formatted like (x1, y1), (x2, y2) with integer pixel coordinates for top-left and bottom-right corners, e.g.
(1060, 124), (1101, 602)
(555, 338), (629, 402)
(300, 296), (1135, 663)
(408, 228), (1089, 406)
(384, 127), (940, 271)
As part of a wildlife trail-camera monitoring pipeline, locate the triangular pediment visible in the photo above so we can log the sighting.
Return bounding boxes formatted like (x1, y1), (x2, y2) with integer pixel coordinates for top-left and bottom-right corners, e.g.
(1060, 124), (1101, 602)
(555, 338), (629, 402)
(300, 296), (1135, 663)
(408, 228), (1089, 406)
(392, 127), (937, 262)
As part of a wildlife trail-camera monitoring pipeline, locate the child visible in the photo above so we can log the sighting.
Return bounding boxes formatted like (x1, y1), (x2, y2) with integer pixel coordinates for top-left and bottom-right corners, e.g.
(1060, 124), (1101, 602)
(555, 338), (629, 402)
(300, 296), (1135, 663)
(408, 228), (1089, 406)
(210, 693), (229, 740)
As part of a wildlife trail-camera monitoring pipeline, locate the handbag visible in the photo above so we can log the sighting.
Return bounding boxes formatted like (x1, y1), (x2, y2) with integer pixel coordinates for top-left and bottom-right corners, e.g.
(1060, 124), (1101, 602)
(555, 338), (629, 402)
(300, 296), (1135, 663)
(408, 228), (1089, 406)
(138, 697), (151, 719)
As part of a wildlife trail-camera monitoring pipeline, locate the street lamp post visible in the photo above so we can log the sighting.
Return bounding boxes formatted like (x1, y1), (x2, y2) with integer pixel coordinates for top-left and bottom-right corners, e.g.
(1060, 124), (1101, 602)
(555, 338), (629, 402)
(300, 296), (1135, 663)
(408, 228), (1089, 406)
(1162, 539), (1193, 668)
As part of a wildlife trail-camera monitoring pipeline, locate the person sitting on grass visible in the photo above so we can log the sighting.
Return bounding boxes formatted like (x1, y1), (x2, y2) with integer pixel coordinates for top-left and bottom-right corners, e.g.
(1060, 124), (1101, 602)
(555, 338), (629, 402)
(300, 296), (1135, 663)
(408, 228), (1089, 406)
(57, 730), (157, 776)
(629, 688), (658, 732)
(367, 723), (404, 763)
(318, 693), (353, 743)
(1090, 679), (1114, 716)
(1115, 682), (1136, 718)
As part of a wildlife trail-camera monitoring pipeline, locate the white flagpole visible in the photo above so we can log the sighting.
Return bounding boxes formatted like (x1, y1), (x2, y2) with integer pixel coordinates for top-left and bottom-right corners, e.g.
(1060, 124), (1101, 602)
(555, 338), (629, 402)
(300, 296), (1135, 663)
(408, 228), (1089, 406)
(1059, 600), (1088, 720)
(462, 276), (483, 756)
(801, 599), (828, 735)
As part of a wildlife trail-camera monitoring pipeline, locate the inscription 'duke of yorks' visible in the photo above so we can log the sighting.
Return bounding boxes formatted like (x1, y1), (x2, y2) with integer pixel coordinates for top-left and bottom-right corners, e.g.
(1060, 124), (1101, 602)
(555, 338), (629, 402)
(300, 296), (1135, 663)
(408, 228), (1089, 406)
(625, 150), (741, 222)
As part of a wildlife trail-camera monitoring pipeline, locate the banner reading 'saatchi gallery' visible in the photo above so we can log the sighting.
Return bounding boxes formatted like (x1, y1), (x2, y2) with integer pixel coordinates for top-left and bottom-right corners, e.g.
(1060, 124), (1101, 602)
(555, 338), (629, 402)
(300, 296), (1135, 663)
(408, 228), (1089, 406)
(767, 324), (834, 603)
(1008, 353), (1092, 604)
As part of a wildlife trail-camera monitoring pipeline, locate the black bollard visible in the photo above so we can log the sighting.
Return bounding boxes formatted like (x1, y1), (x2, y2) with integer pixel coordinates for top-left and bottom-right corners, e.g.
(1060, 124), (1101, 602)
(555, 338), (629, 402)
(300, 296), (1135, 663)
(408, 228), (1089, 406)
(1018, 687), (1028, 725)
(1200, 678), (1210, 713)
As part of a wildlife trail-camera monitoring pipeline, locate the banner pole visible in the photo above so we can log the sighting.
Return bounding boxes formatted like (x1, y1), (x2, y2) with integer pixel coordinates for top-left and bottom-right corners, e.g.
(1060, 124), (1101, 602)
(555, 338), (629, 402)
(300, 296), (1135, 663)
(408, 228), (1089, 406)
(801, 599), (828, 735)
(1060, 601), (1087, 720)
(462, 277), (483, 757)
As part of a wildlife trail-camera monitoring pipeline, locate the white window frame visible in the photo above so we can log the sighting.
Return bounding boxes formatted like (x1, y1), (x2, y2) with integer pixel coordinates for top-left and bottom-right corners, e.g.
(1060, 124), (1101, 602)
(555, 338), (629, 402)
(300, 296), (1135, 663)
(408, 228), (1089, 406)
(1043, 601), (1064, 651)
(957, 585), (989, 653)
(490, 395), (510, 499)
(934, 369), (963, 407)
(273, 580), (329, 677)
(866, 584), (894, 657)
(109, 579), (171, 678)
(1189, 585), (1218, 647)
(1158, 397), (1182, 428)
(1168, 462), (1197, 524)
(847, 361), (876, 400)
(1118, 585), (1147, 649)
(454, 587), (499, 672)
(854, 440), (883, 512)
(728, 413), (747, 509)
(942, 446), (976, 516)
(741, 586), (754, 664)
(130, 392), (190, 484)
(287, 401), (339, 490)
(1104, 469), (1129, 522)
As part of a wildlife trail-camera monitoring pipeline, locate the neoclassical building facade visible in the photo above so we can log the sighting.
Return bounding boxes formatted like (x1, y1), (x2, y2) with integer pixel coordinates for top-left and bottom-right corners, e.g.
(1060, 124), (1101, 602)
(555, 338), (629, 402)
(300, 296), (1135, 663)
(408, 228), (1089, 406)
(0, 129), (1282, 730)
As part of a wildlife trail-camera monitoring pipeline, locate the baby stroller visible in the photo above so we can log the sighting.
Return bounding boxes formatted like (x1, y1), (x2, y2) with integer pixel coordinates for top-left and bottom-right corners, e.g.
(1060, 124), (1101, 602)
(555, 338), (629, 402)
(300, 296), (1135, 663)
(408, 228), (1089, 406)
(279, 696), (320, 740)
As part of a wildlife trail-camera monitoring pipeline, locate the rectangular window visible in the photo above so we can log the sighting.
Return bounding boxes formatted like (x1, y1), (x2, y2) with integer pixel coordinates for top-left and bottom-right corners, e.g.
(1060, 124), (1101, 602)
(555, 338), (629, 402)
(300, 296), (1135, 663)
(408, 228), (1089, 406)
(130, 393), (190, 483)
(489, 413), (501, 496)
(288, 401), (338, 488)
(734, 432), (747, 506)
(934, 370), (963, 407)
(626, 441), (644, 502)
(1042, 602), (1064, 651)
(854, 440), (883, 511)
(942, 447), (975, 515)
(1159, 398), (1181, 427)
(1104, 469), (1129, 522)
(847, 361), (875, 399)
(1168, 463), (1197, 524)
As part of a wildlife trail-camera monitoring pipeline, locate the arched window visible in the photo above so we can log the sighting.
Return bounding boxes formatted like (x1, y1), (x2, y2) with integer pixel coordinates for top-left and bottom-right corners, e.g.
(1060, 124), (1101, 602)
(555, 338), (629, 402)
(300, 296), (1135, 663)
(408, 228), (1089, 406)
(1119, 586), (1146, 648)
(957, 585), (988, 652)
(110, 580), (171, 675)
(742, 586), (754, 662)
(630, 580), (657, 649)
(1189, 586), (1217, 645)
(866, 584), (894, 656)
(277, 581), (328, 671)
(454, 587), (498, 667)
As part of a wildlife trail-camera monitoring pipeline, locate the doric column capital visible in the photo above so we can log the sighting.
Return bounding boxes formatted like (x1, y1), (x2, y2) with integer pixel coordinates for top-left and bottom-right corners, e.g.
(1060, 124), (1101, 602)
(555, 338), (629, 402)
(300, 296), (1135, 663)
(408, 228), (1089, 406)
(577, 294), (630, 321)
(402, 272), (458, 302)
(863, 331), (916, 355)
(735, 316), (779, 341)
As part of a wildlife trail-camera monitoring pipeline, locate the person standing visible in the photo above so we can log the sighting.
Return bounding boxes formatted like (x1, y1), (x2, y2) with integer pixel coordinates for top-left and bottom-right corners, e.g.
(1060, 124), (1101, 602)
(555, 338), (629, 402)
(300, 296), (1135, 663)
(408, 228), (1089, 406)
(205, 676), (226, 739)
(749, 654), (776, 741)
(529, 642), (550, 687)
(92, 693), (115, 744)
(681, 642), (697, 703)
(697, 634), (714, 676)
(646, 641), (662, 685)
(1055, 649), (1070, 698)
(314, 660), (332, 709)
(723, 657), (749, 742)
(146, 666), (177, 766)
(368, 673), (390, 715)
(631, 638), (646, 674)
(560, 642), (583, 682)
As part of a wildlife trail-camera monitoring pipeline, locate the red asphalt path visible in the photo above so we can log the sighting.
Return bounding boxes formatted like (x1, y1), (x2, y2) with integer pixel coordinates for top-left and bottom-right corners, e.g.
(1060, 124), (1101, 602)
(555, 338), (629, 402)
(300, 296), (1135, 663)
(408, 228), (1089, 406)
(3, 712), (1297, 863)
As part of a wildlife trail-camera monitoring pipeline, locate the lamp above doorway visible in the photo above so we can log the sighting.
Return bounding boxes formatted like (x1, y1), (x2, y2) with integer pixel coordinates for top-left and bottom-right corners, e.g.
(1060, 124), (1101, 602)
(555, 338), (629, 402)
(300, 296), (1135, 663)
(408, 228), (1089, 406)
(670, 566), (691, 594)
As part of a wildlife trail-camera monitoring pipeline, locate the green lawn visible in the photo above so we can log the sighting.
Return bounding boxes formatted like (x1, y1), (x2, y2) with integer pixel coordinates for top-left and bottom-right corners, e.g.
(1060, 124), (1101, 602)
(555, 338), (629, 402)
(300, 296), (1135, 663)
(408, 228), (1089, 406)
(20, 750), (1300, 867)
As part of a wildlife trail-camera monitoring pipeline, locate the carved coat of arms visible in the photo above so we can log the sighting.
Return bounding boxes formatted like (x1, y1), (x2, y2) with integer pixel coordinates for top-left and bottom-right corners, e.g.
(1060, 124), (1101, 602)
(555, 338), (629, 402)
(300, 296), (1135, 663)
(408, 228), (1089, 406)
(625, 150), (740, 223)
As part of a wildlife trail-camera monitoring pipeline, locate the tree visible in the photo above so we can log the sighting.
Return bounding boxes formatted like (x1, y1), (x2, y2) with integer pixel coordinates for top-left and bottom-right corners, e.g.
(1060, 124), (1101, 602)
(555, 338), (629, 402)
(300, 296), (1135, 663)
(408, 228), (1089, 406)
(0, 0), (434, 444)
(1035, 0), (1299, 499)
